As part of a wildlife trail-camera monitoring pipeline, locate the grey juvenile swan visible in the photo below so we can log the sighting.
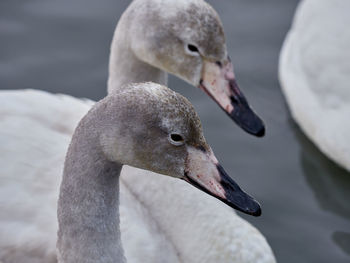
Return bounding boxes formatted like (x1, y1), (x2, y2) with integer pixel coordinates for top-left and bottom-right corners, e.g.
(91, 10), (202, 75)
(57, 83), (260, 263)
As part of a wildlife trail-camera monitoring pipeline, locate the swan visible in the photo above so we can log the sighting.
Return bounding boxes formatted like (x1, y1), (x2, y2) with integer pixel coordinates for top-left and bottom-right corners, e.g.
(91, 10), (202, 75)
(279, 0), (350, 171)
(0, 0), (275, 262)
(56, 82), (261, 263)
(0, 89), (275, 263)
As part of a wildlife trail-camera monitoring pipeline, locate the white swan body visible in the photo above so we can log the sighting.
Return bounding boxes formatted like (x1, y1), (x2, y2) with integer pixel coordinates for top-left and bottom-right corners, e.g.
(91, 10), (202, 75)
(0, 0), (275, 261)
(279, 0), (350, 171)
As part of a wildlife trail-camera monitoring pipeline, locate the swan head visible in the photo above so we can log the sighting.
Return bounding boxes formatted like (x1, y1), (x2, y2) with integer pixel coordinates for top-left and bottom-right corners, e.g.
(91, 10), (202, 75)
(125, 0), (265, 137)
(100, 82), (261, 216)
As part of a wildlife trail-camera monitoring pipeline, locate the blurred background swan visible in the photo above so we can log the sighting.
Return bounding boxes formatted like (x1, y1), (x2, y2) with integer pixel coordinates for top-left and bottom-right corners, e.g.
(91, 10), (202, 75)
(279, 0), (350, 172)
(0, 0), (349, 262)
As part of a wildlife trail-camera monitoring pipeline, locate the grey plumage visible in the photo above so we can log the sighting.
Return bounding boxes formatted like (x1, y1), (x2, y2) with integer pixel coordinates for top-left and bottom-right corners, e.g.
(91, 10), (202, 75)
(57, 83), (208, 263)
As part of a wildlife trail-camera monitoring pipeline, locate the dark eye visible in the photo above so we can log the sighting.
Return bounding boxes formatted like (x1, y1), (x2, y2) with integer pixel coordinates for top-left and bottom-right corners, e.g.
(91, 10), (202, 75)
(171, 134), (183, 141)
(169, 133), (185, 146)
(187, 44), (199, 54)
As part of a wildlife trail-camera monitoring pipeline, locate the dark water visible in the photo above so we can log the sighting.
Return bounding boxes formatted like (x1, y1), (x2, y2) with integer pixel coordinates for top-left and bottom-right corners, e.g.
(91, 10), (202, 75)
(1, 0), (350, 262)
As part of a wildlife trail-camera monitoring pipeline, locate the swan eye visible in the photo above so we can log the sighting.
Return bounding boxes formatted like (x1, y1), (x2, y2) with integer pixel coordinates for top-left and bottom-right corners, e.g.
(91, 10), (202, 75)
(169, 133), (185, 146)
(186, 44), (200, 56)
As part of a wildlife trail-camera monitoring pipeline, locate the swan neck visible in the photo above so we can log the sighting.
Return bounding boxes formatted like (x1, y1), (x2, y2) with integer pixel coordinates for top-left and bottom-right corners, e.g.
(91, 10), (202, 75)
(57, 121), (125, 263)
(107, 17), (167, 94)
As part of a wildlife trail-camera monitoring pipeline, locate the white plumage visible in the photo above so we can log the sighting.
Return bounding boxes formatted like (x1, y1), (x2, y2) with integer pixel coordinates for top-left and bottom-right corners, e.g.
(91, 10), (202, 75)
(279, 0), (350, 171)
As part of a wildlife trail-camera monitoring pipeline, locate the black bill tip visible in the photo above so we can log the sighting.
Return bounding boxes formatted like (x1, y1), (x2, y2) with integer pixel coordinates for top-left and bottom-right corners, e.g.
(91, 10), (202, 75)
(217, 164), (262, 217)
(229, 96), (265, 137)
(229, 80), (266, 137)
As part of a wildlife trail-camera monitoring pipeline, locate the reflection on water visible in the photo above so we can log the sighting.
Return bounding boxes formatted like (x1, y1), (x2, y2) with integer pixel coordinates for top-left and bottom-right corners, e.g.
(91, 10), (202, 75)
(292, 121), (350, 258)
(293, 122), (350, 219)
(333, 232), (350, 256)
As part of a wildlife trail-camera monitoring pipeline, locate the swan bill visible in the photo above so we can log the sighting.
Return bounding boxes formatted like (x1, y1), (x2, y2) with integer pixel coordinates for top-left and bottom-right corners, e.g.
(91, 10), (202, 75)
(199, 59), (265, 137)
(183, 147), (261, 217)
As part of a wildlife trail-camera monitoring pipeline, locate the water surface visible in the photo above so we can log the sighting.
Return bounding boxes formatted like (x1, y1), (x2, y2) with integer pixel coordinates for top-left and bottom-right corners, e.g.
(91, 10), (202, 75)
(1, 0), (349, 262)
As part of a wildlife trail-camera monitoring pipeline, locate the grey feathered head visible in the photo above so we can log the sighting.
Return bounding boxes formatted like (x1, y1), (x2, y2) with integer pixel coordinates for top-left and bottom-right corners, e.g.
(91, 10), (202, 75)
(96, 82), (261, 216)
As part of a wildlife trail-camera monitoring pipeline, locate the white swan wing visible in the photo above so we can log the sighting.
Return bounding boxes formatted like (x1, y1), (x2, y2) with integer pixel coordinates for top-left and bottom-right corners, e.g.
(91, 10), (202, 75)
(0, 89), (91, 261)
(279, 0), (350, 171)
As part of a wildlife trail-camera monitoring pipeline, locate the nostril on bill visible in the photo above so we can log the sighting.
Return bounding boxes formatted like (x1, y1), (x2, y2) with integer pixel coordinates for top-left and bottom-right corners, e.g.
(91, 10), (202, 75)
(215, 61), (222, 68)
(230, 95), (239, 104)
